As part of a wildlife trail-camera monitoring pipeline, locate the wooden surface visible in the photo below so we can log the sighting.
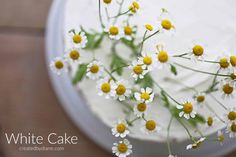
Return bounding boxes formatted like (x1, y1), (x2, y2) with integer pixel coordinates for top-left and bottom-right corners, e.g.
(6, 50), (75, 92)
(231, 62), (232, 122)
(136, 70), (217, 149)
(0, 0), (235, 157)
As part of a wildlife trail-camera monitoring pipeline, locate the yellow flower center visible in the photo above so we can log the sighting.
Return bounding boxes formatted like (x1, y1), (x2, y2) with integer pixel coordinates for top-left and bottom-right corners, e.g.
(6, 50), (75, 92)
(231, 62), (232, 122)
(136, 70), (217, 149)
(117, 143), (128, 153)
(90, 65), (99, 73)
(73, 34), (82, 43)
(230, 73), (236, 80)
(146, 120), (156, 131)
(133, 65), (143, 74)
(69, 50), (80, 60)
(231, 123), (236, 132)
(124, 26), (133, 35)
(192, 45), (204, 56)
(230, 56), (236, 67)
(129, 5), (136, 13)
(192, 142), (201, 149)
(227, 111), (236, 121)
(158, 51), (169, 63)
(223, 84), (234, 95)
(140, 92), (150, 100)
(137, 103), (147, 112)
(116, 123), (126, 133)
(145, 24), (153, 31)
(218, 134), (224, 142)
(161, 19), (172, 30)
(109, 26), (119, 35)
(101, 83), (111, 93)
(132, 1), (140, 9)
(54, 61), (64, 69)
(183, 103), (193, 114)
(116, 84), (126, 95)
(143, 56), (152, 65)
(207, 117), (213, 126)
(103, 0), (112, 4)
(196, 95), (205, 103)
(219, 58), (229, 69)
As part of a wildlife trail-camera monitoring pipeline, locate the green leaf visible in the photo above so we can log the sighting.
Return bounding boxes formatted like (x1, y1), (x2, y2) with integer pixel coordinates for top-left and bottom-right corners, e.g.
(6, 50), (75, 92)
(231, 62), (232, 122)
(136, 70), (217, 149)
(72, 64), (88, 85)
(187, 114), (206, 127)
(135, 74), (154, 88)
(80, 27), (104, 50)
(120, 38), (139, 57)
(160, 90), (170, 108)
(170, 64), (178, 75)
(110, 53), (127, 76)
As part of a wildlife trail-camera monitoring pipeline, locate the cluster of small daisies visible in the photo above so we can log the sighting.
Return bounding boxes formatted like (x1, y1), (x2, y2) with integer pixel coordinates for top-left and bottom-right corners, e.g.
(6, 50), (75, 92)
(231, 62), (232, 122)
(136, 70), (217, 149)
(49, 0), (236, 157)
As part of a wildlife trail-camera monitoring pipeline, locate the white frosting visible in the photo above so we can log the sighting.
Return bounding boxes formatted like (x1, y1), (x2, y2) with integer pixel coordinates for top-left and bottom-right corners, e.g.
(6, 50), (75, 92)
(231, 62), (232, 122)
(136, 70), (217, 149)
(64, 0), (236, 142)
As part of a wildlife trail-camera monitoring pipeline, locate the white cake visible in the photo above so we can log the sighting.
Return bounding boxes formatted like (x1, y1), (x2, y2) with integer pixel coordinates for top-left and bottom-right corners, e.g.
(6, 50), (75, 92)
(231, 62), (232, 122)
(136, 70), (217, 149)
(60, 0), (236, 154)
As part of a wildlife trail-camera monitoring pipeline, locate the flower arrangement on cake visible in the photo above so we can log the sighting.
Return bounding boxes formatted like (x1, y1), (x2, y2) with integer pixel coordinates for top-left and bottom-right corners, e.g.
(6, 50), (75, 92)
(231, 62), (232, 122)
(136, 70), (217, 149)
(50, 0), (236, 157)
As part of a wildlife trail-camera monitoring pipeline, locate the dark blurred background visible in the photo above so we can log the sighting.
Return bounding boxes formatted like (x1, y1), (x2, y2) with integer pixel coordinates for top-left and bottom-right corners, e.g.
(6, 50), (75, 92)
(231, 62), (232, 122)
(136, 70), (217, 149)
(0, 0), (235, 157)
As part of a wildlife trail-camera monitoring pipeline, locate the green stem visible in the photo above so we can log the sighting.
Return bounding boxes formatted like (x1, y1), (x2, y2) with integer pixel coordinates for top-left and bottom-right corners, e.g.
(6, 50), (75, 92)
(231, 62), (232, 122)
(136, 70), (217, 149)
(205, 103), (225, 123)
(174, 56), (219, 64)
(127, 117), (140, 125)
(174, 62), (230, 77)
(143, 30), (160, 42)
(164, 77), (198, 93)
(167, 116), (174, 155)
(98, 0), (105, 28)
(104, 68), (117, 81)
(154, 81), (182, 106)
(177, 118), (195, 142)
(139, 30), (148, 54)
(111, 64), (130, 74)
(111, 10), (130, 19)
(112, 0), (125, 24)
(172, 53), (190, 57)
(209, 94), (227, 110)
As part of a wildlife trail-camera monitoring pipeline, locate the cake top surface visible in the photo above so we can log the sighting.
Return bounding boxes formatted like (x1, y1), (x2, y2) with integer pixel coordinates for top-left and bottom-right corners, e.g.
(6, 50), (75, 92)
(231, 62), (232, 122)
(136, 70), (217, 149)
(63, 0), (236, 142)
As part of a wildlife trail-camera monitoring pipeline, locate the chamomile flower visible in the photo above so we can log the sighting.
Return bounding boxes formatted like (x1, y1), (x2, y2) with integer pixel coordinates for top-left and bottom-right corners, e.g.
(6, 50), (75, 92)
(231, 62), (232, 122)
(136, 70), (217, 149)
(103, 0), (112, 5)
(112, 139), (132, 157)
(158, 9), (175, 33)
(49, 57), (68, 75)
(190, 42), (207, 61)
(155, 43), (172, 69)
(229, 68), (236, 83)
(230, 55), (236, 68)
(218, 56), (230, 72)
(221, 82), (234, 99)
(223, 107), (236, 124)
(145, 24), (154, 32)
(226, 122), (236, 138)
(129, 60), (148, 80)
(86, 60), (104, 80)
(69, 29), (87, 48)
(206, 115), (218, 127)
(122, 25), (136, 41)
(177, 100), (197, 119)
(112, 120), (130, 138)
(96, 77), (113, 99)
(104, 24), (121, 40)
(194, 93), (206, 107)
(138, 51), (156, 71)
(186, 137), (206, 150)
(129, 1), (140, 14)
(227, 69), (236, 85)
(65, 47), (82, 63)
(134, 87), (154, 104)
(111, 79), (131, 101)
(133, 102), (149, 117)
(141, 119), (161, 135)
(217, 130), (225, 145)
